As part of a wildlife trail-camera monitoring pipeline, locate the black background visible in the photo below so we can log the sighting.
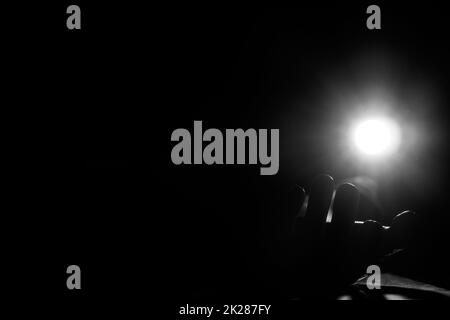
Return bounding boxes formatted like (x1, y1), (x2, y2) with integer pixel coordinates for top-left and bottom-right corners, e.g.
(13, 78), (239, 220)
(6, 0), (450, 310)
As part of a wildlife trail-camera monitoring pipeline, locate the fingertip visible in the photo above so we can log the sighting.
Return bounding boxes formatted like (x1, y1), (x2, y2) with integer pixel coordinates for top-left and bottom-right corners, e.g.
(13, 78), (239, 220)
(334, 183), (360, 206)
(311, 174), (335, 192)
(328, 182), (360, 245)
(337, 182), (359, 195)
(389, 210), (419, 249)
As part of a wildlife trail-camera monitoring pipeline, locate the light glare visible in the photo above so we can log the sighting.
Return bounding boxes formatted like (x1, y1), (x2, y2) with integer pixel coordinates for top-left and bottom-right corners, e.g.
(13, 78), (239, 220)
(352, 117), (401, 157)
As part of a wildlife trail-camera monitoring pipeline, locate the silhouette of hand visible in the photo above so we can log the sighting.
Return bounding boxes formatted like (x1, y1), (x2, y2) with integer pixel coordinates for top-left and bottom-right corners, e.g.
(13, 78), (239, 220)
(286, 174), (450, 299)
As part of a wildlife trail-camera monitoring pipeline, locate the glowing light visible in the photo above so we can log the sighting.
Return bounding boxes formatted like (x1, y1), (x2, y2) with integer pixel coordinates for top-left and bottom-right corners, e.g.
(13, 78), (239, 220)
(351, 117), (401, 157)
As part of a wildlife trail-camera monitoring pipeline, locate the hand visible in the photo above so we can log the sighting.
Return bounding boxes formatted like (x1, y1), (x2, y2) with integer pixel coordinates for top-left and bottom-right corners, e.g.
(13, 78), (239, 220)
(286, 174), (420, 298)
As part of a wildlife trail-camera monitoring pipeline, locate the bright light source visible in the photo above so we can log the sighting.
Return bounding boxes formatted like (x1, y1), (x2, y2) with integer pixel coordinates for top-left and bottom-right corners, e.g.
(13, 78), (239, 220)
(351, 117), (401, 157)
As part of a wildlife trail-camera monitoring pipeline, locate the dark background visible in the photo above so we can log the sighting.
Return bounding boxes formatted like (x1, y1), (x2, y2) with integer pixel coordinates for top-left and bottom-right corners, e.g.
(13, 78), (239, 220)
(7, 1), (450, 307)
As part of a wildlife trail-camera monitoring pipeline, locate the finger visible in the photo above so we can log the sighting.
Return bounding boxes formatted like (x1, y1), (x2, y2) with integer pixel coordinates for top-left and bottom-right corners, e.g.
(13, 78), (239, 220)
(304, 174), (335, 236)
(329, 183), (360, 245)
(293, 175), (334, 291)
(388, 210), (419, 249)
(358, 219), (386, 265)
